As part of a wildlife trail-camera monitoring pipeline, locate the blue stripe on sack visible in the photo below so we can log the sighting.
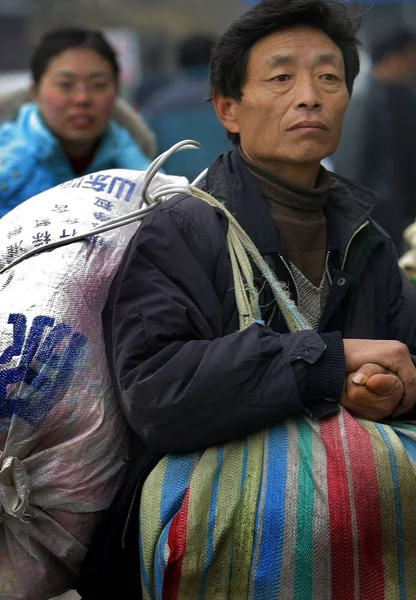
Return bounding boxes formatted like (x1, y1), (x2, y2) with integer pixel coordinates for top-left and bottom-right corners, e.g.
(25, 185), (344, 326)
(160, 454), (198, 523)
(154, 526), (170, 599)
(376, 424), (406, 600)
(394, 428), (416, 466)
(248, 431), (268, 600)
(199, 447), (224, 600)
(251, 424), (288, 598)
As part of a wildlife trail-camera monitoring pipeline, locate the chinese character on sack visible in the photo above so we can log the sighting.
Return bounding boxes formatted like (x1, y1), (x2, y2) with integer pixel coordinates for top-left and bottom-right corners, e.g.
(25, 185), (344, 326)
(35, 218), (51, 228)
(60, 229), (77, 239)
(7, 227), (23, 239)
(6, 241), (23, 261)
(94, 197), (113, 212)
(59, 178), (82, 189)
(108, 176), (135, 202)
(0, 313), (87, 425)
(32, 231), (52, 247)
(81, 174), (111, 193)
(89, 235), (106, 246)
(52, 205), (69, 214)
(93, 212), (112, 223)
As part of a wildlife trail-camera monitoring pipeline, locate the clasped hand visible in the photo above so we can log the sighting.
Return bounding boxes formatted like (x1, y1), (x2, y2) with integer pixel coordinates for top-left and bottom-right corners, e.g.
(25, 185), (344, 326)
(341, 339), (416, 421)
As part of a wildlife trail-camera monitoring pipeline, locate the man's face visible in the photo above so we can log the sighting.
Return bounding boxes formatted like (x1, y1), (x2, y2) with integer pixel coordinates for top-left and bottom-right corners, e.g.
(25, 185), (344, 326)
(216, 25), (350, 173)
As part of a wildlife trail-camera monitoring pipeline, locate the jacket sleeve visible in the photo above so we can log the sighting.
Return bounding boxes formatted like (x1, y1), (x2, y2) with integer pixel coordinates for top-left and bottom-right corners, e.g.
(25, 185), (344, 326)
(105, 202), (345, 453)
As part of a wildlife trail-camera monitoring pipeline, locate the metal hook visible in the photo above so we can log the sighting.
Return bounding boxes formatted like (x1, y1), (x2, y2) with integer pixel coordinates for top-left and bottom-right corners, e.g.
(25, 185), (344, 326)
(141, 139), (201, 207)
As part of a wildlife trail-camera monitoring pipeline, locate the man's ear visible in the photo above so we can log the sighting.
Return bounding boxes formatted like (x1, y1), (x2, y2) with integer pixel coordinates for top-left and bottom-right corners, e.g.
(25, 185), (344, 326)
(29, 82), (38, 101)
(212, 91), (241, 135)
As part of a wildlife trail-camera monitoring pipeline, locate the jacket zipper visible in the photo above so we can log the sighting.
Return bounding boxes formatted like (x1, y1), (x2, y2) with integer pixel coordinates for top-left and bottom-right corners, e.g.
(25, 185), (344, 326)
(341, 221), (370, 271)
(325, 250), (332, 286)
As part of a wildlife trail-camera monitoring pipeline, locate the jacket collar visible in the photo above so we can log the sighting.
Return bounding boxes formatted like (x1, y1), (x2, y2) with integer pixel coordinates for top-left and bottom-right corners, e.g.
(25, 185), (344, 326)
(205, 149), (378, 261)
(18, 102), (124, 172)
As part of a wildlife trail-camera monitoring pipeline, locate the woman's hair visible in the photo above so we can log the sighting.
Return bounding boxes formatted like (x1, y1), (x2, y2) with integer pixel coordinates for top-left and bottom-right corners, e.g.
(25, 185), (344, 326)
(31, 28), (120, 85)
(210, 0), (362, 144)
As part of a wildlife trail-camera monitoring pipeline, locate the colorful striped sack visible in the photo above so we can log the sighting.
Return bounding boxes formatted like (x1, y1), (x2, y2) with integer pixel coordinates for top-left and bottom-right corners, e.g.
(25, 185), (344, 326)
(140, 413), (416, 600)
(139, 188), (416, 600)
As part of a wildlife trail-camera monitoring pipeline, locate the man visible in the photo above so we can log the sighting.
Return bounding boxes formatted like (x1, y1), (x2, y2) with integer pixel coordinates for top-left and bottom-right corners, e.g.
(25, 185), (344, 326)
(79, 1), (416, 597)
(142, 34), (231, 181)
(332, 29), (416, 251)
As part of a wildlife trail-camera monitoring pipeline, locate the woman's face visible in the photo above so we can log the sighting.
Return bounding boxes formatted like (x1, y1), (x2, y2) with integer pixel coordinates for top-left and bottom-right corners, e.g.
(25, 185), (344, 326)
(32, 47), (118, 155)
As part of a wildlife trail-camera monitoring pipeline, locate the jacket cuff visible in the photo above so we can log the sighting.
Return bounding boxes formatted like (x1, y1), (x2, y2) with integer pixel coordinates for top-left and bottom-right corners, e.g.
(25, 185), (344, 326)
(304, 331), (345, 414)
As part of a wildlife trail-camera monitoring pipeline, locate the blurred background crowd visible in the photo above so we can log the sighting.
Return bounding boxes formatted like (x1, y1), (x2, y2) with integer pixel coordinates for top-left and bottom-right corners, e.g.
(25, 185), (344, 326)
(2, 0), (416, 254)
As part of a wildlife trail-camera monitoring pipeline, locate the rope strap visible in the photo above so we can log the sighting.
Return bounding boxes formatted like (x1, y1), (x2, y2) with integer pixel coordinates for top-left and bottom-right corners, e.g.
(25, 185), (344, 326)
(188, 186), (311, 333)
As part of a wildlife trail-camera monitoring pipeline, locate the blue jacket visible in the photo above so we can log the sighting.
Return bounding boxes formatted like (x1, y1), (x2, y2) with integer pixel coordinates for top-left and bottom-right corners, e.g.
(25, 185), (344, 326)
(0, 102), (151, 217)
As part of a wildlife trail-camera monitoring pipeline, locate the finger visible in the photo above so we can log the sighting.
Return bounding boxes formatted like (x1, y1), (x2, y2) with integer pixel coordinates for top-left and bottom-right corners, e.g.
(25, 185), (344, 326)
(351, 363), (389, 386)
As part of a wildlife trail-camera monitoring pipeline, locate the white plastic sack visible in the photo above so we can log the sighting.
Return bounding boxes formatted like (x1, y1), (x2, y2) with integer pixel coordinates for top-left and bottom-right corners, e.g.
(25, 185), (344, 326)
(0, 169), (187, 600)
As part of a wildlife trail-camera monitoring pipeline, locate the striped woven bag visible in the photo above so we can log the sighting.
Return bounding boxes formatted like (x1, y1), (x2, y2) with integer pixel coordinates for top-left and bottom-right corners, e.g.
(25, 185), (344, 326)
(139, 188), (416, 600)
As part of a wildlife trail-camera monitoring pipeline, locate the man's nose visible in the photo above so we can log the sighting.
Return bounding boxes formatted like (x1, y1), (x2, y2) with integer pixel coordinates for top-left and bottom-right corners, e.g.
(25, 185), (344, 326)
(295, 76), (322, 109)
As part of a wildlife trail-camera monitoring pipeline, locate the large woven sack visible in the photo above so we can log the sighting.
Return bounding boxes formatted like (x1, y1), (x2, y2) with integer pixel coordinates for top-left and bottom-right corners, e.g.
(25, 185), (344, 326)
(140, 412), (416, 600)
(0, 169), (186, 600)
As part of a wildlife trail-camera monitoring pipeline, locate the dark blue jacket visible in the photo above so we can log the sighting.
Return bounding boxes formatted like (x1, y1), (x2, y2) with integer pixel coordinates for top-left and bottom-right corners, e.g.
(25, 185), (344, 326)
(78, 150), (416, 599)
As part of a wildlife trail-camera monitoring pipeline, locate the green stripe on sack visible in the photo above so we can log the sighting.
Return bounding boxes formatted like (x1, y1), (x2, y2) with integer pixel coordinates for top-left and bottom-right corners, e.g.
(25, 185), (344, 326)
(294, 418), (314, 600)
(140, 456), (168, 599)
(204, 439), (248, 597)
(228, 430), (264, 599)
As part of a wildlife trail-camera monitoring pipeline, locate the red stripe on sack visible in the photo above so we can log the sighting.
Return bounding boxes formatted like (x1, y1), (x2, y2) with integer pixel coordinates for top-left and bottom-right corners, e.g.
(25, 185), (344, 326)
(343, 412), (385, 599)
(320, 414), (355, 600)
(162, 486), (190, 600)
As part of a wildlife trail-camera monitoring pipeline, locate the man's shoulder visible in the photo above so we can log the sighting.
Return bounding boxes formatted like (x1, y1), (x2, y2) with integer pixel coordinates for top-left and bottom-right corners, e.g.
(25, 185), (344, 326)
(157, 189), (225, 228)
(137, 188), (227, 252)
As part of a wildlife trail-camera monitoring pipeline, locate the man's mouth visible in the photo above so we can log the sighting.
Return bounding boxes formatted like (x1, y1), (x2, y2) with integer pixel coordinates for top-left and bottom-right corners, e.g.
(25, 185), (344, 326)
(288, 121), (329, 131)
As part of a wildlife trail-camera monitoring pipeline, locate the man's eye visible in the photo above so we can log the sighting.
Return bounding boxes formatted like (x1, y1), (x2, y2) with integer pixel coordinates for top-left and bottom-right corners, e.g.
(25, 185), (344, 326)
(321, 74), (339, 81)
(56, 81), (72, 89)
(273, 74), (291, 82)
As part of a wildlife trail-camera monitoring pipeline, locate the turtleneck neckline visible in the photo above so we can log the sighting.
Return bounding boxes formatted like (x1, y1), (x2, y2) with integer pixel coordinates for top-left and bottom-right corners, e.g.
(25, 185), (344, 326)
(239, 147), (331, 212)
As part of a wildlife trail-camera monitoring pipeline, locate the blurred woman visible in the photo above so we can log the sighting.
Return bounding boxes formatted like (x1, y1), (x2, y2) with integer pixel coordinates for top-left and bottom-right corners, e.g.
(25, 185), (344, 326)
(0, 28), (154, 217)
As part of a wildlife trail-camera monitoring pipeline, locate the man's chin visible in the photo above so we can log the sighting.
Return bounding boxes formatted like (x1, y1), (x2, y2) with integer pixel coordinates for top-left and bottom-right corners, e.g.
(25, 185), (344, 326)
(290, 145), (334, 164)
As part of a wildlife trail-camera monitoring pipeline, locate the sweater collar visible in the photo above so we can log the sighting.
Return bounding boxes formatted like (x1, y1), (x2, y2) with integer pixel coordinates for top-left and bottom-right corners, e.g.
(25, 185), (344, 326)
(205, 149), (378, 260)
(238, 147), (331, 213)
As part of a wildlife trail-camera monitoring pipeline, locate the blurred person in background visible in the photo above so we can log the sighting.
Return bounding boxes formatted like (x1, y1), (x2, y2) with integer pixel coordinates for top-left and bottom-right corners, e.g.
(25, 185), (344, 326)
(0, 28), (154, 218)
(332, 28), (416, 251)
(142, 33), (231, 181)
(134, 39), (174, 108)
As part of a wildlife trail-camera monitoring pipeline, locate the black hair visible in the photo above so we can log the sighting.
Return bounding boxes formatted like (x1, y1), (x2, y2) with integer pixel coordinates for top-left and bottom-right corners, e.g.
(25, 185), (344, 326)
(31, 28), (120, 85)
(369, 28), (416, 65)
(210, 0), (361, 144)
(178, 34), (216, 69)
